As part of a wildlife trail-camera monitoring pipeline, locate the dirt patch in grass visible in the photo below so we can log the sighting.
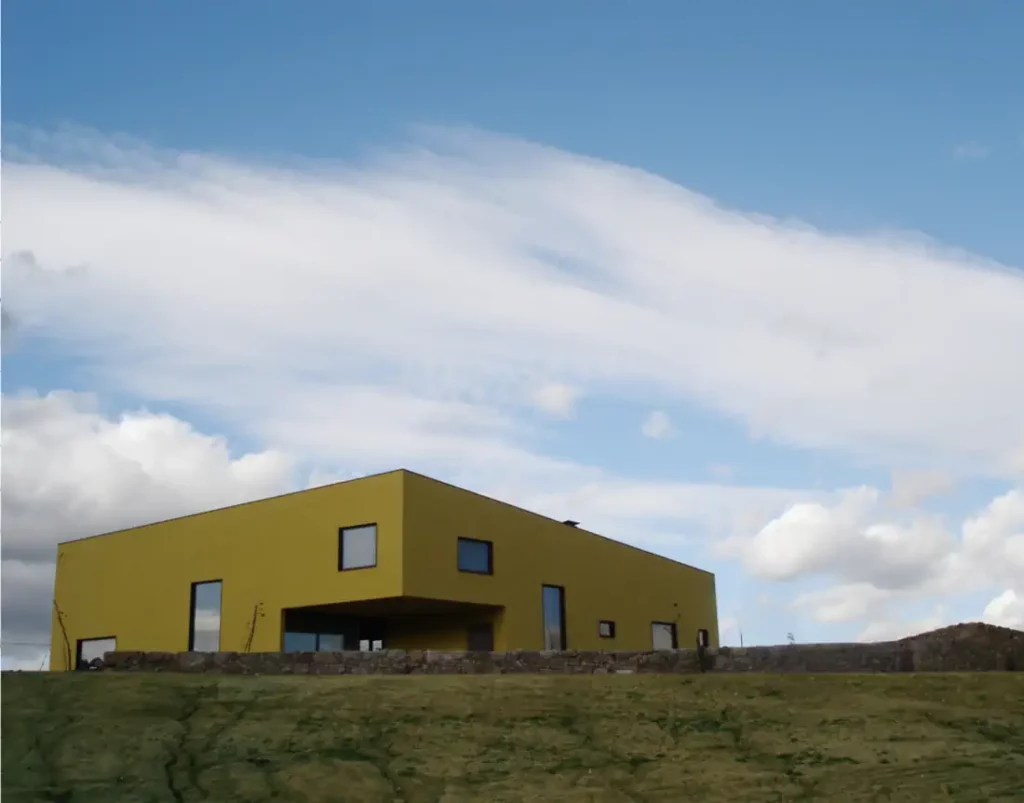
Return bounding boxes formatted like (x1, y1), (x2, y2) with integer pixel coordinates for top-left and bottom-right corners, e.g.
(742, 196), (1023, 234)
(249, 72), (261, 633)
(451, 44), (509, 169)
(3, 672), (1023, 801)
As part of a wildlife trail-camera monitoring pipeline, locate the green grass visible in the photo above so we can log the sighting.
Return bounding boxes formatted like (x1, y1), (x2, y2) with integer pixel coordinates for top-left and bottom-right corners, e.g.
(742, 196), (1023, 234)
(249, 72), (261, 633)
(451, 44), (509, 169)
(3, 671), (1024, 802)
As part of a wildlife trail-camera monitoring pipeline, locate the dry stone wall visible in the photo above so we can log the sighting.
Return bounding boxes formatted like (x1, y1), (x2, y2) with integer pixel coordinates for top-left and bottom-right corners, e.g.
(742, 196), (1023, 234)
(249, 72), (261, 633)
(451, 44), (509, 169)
(98, 623), (1023, 675)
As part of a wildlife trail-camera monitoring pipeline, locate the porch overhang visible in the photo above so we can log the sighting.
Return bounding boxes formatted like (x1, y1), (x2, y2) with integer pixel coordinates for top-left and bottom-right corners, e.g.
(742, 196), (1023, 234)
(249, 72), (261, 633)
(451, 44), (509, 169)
(293, 596), (503, 618)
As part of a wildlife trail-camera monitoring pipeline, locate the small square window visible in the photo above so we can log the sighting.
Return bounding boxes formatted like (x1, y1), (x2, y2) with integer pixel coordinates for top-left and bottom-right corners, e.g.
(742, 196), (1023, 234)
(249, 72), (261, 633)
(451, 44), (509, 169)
(457, 537), (493, 574)
(598, 620), (616, 639)
(339, 524), (377, 571)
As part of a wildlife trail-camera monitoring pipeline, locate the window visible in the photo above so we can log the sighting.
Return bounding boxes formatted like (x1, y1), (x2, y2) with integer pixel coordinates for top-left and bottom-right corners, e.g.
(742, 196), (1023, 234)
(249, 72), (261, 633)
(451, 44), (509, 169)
(598, 620), (616, 639)
(542, 584), (566, 650)
(457, 537), (493, 574)
(76, 637), (116, 669)
(189, 581), (222, 651)
(338, 524), (377, 571)
(651, 621), (678, 650)
(283, 632), (343, 652)
(283, 632), (317, 652)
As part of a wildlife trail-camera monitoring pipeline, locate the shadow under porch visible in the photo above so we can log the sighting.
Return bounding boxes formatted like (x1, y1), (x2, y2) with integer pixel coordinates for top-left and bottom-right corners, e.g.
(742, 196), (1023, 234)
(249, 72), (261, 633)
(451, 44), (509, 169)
(281, 596), (504, 652)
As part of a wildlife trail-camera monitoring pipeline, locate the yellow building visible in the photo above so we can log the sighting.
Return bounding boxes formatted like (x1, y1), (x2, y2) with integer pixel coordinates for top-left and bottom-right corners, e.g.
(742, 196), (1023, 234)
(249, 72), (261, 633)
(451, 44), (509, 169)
(50, 470), (718, 670)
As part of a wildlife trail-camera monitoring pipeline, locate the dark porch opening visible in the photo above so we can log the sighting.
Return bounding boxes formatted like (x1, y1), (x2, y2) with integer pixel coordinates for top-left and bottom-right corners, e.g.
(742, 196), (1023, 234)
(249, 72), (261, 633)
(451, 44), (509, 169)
(282, 596), (502, 652)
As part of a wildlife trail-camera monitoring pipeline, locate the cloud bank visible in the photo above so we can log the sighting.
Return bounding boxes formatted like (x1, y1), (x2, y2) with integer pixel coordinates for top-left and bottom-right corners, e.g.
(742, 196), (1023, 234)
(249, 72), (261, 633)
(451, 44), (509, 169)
(3, 125), (1023, 664)
(5, 126), (1023, 480)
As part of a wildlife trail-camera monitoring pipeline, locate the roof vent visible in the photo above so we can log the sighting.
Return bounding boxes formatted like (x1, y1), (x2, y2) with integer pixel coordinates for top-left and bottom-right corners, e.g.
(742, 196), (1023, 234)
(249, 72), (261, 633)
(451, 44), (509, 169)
(562, 520), (579, 527)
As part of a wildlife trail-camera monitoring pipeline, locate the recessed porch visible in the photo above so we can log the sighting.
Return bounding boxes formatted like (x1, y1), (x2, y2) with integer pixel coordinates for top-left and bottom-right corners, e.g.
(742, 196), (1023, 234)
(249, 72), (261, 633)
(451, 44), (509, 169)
(281, 596), (503, 652)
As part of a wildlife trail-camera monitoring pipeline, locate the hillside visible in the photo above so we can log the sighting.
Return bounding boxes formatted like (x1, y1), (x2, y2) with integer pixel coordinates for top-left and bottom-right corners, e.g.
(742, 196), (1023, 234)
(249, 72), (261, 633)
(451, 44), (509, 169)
(3, 670), (1023, 802)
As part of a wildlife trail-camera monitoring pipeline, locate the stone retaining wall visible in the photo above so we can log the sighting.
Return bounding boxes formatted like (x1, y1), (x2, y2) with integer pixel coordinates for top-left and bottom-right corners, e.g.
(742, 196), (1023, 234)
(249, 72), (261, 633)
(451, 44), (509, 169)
(98, 622), (1023, 675)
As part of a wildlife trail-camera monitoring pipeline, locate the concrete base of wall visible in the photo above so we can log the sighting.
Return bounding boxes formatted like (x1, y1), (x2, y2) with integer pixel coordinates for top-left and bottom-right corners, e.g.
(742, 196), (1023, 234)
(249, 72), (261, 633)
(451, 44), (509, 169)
(95, 622), (1023, 675)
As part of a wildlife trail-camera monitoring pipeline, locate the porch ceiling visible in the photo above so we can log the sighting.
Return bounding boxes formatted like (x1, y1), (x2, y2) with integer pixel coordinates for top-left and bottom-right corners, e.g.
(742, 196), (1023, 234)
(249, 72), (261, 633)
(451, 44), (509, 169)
(293, 596), (503, 618)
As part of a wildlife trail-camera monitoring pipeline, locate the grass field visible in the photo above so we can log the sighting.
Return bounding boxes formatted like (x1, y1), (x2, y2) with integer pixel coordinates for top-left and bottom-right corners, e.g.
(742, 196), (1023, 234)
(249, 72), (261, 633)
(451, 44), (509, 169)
(3, 671), (1023, 802)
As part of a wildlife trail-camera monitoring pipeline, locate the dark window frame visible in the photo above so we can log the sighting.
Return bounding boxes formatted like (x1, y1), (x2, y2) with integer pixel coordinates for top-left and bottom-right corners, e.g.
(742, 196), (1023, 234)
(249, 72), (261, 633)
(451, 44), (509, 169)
(651, 620), (678, 650)
(541, 583), (567, 651)
(598, 620), (616, 639)
(75, 636), (117, 670)
(338, 522), (379, 572)
(188, 579), (223, 652)
(457, 537), (494, 575)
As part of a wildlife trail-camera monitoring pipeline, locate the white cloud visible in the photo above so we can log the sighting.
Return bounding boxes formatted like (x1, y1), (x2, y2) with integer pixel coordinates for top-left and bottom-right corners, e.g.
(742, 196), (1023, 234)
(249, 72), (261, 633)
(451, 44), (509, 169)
(856, 605), (950, 643)
(0, 391), (296, 667)
(529, 382), (579, 419)
(641, 410), (676, 439)
(888, 469), (955, 508)
(730, 486), (954, 589)
(743, 484), (1024, 636)
(4, 126), (1023, 481)
(983, 589), (1024, 629)
(2, 391), (295, 562)
(792, 583), (895, 624)
(518, 479), (810, 544)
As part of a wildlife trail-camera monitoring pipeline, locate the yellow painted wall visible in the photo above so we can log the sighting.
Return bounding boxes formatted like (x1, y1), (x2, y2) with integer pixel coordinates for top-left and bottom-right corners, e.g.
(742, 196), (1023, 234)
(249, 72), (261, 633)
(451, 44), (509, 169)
(385, 609), (500, 651)
(50, 472), (405, 670)
(401, 473), (719, 651)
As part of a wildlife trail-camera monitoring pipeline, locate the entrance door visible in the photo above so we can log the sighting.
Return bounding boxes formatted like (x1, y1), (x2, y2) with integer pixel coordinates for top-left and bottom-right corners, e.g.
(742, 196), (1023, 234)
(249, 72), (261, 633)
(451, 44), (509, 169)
(651, 622), (678, 650)
(467, 622), (494, 652)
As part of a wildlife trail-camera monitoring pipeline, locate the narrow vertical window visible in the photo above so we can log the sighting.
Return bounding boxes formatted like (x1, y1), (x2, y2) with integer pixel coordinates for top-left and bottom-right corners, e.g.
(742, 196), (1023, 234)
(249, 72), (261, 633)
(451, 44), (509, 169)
(542, 584), (566, 650)
(189, 580), (222, 651)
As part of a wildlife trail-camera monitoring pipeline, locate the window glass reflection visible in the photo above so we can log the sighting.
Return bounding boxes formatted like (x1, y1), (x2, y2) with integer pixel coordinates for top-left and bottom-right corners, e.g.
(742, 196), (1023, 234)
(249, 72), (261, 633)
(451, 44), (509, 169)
(284, 632), (317, 652)
(340, 525), (377, 570)
(542, 585), (565, 650)
(458, 538), (492, 573)
(190, 581), (222, 651)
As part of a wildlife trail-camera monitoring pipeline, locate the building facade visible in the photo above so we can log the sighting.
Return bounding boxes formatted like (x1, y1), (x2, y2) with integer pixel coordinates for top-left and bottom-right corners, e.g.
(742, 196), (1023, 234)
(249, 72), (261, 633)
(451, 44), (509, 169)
(50, 470), (718, 670)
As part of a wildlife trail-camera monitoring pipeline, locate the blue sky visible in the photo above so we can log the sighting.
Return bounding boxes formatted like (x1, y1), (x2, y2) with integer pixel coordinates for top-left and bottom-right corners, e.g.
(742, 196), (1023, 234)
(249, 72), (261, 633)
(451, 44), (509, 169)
(3, 1), (1023, 666)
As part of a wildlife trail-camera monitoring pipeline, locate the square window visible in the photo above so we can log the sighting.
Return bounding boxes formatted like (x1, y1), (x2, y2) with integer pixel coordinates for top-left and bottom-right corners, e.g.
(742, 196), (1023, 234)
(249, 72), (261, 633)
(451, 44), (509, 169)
(598, 620), (616, 639)
(339, 524), (377, 570)
(457, 537), (493, 574)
